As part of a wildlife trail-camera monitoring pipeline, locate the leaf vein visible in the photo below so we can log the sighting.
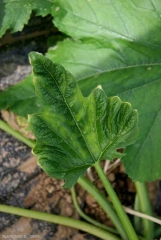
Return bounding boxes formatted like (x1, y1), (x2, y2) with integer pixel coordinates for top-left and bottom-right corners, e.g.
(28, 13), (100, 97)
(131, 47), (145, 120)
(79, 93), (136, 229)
(38, 115), (87, 165)
(41, 62), (96, 163)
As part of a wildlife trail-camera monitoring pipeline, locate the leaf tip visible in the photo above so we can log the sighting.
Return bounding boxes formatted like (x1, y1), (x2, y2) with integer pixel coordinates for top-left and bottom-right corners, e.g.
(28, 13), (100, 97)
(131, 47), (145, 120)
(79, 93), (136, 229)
(28, 51), (42, 65)
(97, 85), (103, 90)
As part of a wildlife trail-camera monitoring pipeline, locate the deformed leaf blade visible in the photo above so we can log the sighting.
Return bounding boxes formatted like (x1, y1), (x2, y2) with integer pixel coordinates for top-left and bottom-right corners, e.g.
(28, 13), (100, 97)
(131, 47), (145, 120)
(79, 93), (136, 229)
(28, 52), (139, 188)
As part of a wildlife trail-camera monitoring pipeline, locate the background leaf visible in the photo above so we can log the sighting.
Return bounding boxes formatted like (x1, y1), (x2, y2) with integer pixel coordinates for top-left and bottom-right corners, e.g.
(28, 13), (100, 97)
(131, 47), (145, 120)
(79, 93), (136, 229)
(0, 0), (54, 37)
(0, 75), (43, 116)
(28, 52), (139, 188)
(52, 0), (161, 45)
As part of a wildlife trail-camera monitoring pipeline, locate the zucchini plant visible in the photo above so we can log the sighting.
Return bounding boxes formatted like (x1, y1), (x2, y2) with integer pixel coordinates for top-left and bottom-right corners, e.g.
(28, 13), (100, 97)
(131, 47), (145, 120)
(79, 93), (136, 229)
(1, 0), (161, 183)
(0, 52), (160, 240)
(1, 1), (161, 239)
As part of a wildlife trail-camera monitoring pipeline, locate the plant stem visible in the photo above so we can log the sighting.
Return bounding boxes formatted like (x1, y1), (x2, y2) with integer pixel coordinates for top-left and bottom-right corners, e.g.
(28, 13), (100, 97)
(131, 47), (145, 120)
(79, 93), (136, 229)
(71, 186), (118, 234)
(0, 204), (121, 240)
(134, 193), (141, 234)
(78, 177), (128, 240)
(94, 161), (139, 240)
(0, 119), (35, 148)
(134, 182), (154, 240)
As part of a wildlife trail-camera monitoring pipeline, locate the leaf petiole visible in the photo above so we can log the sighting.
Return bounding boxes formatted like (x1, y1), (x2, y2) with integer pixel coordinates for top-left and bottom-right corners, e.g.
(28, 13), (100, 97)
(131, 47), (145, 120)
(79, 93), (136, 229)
(0, 119), (35, 148)
(0, 204), (121, 240)
(71, 186), (118, 234)
(94, 161), (139, 240)
(134, 182), (154, 239)
(78, 176), (128, 240)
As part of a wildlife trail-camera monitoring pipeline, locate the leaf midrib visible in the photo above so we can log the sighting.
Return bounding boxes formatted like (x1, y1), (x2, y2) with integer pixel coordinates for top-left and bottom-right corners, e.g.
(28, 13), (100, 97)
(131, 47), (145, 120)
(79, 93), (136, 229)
(98, 136), (119, 162)
(77, 61), (161, 82)
(41, 61), (97, 164)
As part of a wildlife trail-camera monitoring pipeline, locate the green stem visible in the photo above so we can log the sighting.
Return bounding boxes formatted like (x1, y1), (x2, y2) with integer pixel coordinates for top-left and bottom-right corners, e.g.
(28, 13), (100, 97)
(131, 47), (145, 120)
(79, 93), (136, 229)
(134, 194), (141, 234)
(134, 182), (154, 240)
(71, 186), (118, 234)
(78, 177), (128, 240)
(0, 204), (121, 240)
(0, 120), (35, 148)
(94, 161), (139, 240)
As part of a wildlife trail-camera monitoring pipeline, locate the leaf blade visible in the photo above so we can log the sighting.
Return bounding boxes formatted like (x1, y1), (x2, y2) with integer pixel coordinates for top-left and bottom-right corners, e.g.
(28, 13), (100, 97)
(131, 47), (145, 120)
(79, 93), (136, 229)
(52, 0), (161, 46)
(28, 52), (139, 187)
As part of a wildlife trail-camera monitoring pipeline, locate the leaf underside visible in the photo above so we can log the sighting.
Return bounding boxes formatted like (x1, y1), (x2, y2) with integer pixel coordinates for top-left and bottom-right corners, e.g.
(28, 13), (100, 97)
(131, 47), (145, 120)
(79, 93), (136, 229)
(28, 52), (139, 188)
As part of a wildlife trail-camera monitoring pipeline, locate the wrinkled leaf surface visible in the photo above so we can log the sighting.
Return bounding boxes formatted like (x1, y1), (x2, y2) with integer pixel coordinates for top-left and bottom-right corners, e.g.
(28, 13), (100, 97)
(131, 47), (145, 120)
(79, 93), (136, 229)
(28, 52), (139, 188)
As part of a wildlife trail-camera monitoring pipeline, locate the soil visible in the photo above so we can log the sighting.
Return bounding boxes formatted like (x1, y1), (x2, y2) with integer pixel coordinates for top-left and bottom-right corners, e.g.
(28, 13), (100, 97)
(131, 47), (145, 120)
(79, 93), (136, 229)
(0, 14), (161, 240)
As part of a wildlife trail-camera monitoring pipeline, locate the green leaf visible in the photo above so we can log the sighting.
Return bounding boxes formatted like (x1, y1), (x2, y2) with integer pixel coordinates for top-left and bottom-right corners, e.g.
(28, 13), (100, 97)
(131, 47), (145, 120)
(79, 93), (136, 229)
(52, 0), (161, 46)
(28, 52), (139, 188)
(0, 0), (53, 37)
(0, 75), (43, 117)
